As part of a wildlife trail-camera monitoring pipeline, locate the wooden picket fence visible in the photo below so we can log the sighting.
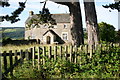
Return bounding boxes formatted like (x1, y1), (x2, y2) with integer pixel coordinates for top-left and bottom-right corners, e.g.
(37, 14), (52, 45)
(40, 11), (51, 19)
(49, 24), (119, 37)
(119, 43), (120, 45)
(0, 43), (120, 78)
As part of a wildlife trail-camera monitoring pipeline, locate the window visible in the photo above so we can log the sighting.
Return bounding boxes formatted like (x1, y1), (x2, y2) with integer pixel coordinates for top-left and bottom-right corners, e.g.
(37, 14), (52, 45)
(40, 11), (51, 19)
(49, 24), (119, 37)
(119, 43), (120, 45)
(62, 32), (68, 40)
(43, 24), (48, 28)
(64, 24), (67, 28)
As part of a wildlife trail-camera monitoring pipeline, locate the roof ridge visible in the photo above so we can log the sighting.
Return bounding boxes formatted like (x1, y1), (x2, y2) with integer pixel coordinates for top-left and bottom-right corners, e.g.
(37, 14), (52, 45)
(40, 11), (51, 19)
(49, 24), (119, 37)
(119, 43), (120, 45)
(35, 13), (70, 15)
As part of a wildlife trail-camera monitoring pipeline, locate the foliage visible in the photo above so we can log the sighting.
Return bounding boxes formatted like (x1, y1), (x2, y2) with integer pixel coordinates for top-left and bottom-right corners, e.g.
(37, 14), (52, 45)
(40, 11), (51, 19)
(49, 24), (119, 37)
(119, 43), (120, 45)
(98, 22), (116, 42)
(1, 1), (27, 23)
(27, 8), (56, 29)
(0, 1), (10, 7)
(5, 44), (119, 79)
(39, 58), (81, 78)
(80, 45), (120, 78)
(116, 30), (120, 42)
(103, 1), (120, 11)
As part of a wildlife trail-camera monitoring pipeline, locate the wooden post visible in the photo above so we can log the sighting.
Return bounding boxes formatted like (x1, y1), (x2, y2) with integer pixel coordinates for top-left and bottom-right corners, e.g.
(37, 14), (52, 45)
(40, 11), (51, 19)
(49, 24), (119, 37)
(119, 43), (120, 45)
(9, 50), (13, 76)
(59, 46), (62, 59)
(14, 50), (18, 63)
(65, 45), (68, 60)
(3, 51), (7, 74)
(99, 44), (102, 53)
(48, 46), (52, 59)
(54, 46), (57, 61)
(20, 50), (23, 64)
(90, 45), (93, 58)
(38, 47), (41, 70)
(29, 48), (33, 59)
(25, 49), (29, 60)
(32, 47), (35, 67)
(79, 45), (83, 65)
(74, 45), (77, 64)
(70, 45), (73, 62)
(42, 46), (46, 65)
(0, 52), (2, 80)
(85, 45), (88, 54)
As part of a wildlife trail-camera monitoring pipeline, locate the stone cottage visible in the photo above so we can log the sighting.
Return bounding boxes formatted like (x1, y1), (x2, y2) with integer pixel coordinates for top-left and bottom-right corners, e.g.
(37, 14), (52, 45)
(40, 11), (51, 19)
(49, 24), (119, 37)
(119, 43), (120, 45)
(25, 11), (73, 44)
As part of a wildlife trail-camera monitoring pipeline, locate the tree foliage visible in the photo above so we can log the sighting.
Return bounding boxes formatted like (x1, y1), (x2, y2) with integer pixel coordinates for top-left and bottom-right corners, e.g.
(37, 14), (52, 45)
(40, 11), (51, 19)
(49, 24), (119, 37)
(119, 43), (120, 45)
(98, 22), (116, 42)
(0, 1), (10, 7)
(103, 1), (120, 11)
(27, 1), (56, 29)
(0, 0), (27, 23)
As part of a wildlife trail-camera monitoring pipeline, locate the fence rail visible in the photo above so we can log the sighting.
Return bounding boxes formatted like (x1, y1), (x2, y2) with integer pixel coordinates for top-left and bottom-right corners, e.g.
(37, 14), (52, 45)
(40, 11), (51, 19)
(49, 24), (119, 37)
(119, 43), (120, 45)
(0, 43), (120, 78)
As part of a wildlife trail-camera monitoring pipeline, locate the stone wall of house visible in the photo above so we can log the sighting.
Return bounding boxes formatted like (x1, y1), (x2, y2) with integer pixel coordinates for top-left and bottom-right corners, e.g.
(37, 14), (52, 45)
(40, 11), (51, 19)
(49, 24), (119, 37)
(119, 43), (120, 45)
(25, 23), (73, 44)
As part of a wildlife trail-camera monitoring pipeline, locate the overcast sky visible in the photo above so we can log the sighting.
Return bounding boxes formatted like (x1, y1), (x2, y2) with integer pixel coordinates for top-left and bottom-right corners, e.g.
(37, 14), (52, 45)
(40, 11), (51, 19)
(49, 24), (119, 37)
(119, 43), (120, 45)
(0, 0), (118, 30)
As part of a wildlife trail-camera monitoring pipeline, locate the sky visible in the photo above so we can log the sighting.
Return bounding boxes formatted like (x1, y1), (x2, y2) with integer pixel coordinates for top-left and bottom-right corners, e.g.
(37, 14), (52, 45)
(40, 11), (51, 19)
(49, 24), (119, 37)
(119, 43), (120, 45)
(0, 0), (118, 30)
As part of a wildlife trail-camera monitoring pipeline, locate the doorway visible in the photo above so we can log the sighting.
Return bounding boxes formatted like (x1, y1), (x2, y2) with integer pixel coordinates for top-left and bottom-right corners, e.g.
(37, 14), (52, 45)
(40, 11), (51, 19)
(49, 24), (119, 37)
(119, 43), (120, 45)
(46, 36), (51, 44)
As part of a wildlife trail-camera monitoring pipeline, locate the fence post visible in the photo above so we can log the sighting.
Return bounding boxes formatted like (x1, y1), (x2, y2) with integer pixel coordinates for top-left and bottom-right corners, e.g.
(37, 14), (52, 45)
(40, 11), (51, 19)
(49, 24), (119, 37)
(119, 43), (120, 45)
(25, 49), (29, 61)
(85, 45), (88, 54)
(38, 47), (41, 70)
(48, 46), (52, 59)
(14, 50), (18, 63)
(59, 46), (62, 59)
(90, 45), (94, 58)
(65, 45), (68, 60)
(32, 47), (35, 67)
(79, 45), (83, 65)
(42, 46), (46, 65)
(54, 46), (57, 61)
(9, 50), (13, 76)
(20, 50), (23, 64)
(3, 51), (7, 75)
(99, 44), (102, 53)
(29, 48), (33, 59)
(74, 45), (77, 64)
(70, 45), (73, 62)
(0, 52), (2, 80)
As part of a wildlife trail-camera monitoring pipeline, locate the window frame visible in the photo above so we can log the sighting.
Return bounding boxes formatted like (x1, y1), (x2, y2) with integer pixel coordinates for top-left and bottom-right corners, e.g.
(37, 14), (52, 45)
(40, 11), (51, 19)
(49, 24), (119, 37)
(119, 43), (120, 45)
(62, 32), (68, 40)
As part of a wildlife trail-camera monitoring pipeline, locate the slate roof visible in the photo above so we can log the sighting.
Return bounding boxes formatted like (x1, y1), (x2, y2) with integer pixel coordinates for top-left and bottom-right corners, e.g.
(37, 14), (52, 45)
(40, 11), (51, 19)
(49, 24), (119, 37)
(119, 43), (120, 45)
(43, 29), (57, 36)
(25, 14), (70, 24)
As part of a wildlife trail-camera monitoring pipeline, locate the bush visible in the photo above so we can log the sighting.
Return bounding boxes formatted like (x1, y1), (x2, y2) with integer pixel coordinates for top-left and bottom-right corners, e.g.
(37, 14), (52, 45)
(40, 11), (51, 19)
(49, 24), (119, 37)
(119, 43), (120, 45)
(6, 45), (120, 79)
(98, 22), (116, 42)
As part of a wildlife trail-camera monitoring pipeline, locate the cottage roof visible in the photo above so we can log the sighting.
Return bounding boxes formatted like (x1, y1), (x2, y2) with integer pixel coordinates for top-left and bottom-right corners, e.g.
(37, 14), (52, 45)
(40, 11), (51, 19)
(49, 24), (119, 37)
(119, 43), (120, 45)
(25, 14), (70, 24)
(43, 29), (57, 36)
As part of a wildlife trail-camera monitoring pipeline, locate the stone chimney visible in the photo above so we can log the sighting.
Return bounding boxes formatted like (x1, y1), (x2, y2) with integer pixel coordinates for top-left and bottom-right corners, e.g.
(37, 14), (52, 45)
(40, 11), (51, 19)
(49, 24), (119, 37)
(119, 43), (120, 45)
(29, 11), (34, 16)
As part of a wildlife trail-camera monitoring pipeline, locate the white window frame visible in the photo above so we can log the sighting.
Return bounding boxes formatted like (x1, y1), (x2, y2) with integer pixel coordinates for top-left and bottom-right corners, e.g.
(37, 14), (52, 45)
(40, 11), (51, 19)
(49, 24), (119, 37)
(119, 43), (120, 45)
(62, 32), (68, 40)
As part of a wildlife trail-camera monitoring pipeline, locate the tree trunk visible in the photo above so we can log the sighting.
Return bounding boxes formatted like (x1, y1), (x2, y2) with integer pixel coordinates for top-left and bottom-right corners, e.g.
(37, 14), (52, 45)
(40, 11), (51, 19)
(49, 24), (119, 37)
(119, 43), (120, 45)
(69, 2), (84, 46)
(84, 0), (99, 47)
(50, 0), (84, 47)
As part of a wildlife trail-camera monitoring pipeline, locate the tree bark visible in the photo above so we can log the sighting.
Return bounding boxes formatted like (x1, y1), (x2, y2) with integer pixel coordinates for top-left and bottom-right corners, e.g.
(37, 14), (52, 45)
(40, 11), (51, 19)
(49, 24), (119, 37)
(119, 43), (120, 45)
(69, 2), (84, 46)
(51, 0), (84, 47)
(84, 0), (99, 47)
